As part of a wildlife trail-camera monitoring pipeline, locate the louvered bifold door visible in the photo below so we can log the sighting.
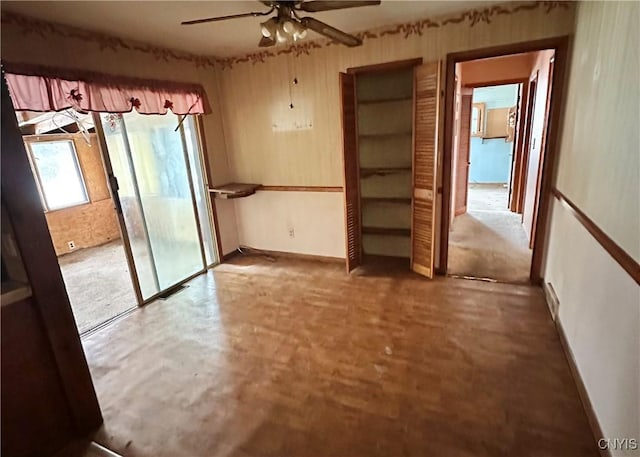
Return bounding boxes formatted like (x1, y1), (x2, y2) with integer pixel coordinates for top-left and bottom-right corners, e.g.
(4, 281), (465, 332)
(411, 61), (441, 278)
(340, 72), (362, 272)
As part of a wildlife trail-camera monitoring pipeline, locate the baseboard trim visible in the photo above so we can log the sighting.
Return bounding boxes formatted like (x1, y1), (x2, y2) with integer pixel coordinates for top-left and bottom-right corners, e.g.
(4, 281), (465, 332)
(221, 250), (240, 262)
(222, 246), (344, 264)
(554, 317), (610, 457)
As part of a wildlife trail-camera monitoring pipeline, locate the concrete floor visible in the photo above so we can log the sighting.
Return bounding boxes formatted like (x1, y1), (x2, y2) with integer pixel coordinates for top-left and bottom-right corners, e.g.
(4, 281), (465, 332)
(58, 240), (137, 334)
(449, 184), (532, 282)
(82, 256), (596, 457)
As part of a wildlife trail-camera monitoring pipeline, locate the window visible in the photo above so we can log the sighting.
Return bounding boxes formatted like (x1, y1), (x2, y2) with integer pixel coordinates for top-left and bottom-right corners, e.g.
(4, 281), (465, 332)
(26, 139), (89, 211)
(471, 102), (486, 137)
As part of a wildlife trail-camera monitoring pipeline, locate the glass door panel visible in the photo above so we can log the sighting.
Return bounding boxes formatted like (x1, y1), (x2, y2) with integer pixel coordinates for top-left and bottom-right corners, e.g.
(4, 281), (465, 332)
(100, 114), (159, 299)
(183, 117), (217, 266)
(99, 112), (208, 300)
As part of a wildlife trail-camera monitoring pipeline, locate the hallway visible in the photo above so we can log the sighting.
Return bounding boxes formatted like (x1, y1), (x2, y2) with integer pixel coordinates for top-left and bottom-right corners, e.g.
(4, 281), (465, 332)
(449, 184), (532, 282)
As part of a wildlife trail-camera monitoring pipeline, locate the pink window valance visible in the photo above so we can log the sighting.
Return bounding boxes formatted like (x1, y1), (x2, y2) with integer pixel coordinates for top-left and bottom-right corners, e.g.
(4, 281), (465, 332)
(3, 62), (210, 115)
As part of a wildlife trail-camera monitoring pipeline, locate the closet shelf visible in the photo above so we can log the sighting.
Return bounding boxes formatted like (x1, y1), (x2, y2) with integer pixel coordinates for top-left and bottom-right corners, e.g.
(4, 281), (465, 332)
(362, 227), (411, 237)
(362, 197), (412, 204)
(359, 132), (412, 139)
(358, 96), (413, 105)
(360, 167), (411, 177)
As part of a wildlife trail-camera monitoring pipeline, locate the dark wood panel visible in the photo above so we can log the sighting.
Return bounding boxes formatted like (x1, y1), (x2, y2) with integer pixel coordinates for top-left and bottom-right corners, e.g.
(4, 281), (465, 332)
(552, 188), (640, 285)
(1, 77), (102, 440)
(1, 298), (76, 457)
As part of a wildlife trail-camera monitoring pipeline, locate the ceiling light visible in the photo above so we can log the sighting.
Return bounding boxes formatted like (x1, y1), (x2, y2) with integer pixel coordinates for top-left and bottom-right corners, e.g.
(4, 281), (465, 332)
(260, 18), (277, 38)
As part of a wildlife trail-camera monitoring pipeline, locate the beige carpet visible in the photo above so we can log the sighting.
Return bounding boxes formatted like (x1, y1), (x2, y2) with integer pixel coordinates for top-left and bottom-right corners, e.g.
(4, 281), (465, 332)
(58, 240), (137, 333)
(449, 185), (532, 282)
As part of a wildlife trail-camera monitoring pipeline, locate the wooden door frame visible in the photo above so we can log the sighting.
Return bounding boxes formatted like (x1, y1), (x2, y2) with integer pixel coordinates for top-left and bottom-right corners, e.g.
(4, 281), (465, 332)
(454, 93), (473, 217)
(510, 80), (530, 213)
(342, 58), (423, 271)
(528, 56), (556, 250)
(439, 36), (569, 283)
(518, 74), (539, 218)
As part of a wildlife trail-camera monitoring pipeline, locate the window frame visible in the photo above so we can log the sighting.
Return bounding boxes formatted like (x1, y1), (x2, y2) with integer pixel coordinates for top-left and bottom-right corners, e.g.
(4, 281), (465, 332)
(24, 137), (90, 212)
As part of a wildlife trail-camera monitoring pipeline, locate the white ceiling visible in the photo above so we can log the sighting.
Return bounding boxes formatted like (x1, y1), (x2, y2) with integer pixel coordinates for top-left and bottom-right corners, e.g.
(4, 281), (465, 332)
(1, 1), (503, 57)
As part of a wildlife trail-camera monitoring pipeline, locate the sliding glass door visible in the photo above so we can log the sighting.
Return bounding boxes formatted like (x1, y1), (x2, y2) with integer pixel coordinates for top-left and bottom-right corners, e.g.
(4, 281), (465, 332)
(98, 112), (216, 302)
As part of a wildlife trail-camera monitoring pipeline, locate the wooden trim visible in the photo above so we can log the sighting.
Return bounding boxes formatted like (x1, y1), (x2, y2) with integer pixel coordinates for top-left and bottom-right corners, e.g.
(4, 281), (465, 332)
(552, 188), (640, 285)
(440, 36), (570, 281)
(519, 73), (539, 220)
(347, 58), (423, 75)
(554, 317), (611, 457)
(258, 185), (342, 192)
(222, 246), (344, 264)
(221, 251), (237, 262)
(463, 77), (528, 89)
(195, 115), (224, 262)
(510, 79), (530, 213)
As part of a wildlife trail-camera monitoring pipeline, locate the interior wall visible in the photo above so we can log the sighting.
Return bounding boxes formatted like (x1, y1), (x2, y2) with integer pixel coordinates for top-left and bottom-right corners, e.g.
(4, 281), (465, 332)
(0, 14), (239, 256)
(234, 191), (344, 258)
(522, 49), (555, 242)
(543, 1), (640, 451)
(458, 52), (534, 86)
(217, 4), (575, 260)
(24, 133), (121, 256)
(468, 84), (518, 184)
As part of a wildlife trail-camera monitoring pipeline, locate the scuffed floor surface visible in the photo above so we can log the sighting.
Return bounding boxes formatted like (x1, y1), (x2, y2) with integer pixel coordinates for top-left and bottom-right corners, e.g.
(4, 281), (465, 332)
(58, 240), (137, 334)
(449, 184), (532, 282)
(83, 256), (596, 457)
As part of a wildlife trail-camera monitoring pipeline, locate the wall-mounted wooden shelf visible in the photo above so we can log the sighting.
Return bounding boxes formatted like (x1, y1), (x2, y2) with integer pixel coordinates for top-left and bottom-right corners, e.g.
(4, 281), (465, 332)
(209, 183), (261, 199)
(362, 197), (412, 204)
(360, 167), (412, 178)
(362, 226), (411, 237)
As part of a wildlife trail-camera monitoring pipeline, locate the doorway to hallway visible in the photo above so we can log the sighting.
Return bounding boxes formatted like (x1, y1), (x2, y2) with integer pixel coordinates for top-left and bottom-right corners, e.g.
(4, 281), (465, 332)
(444, 44), (559, 282)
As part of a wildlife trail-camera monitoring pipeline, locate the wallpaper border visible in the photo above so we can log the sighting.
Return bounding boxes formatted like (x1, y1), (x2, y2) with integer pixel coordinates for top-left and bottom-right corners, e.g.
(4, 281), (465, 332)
(1, 1), (571, 71)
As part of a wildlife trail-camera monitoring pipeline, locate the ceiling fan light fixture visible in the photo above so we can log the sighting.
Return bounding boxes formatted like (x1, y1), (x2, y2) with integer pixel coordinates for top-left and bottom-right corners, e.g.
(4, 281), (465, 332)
(260, 18), (278, 37)
(282, 19), (296, 35)
(292, 21), (307, 41)
(275, 26), (288, 43)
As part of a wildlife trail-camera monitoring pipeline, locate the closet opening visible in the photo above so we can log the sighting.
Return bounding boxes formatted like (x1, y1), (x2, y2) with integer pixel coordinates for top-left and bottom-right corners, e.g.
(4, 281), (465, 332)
(441, 37), (568, 283)
(357, 65), (414, 271)
(340, 58), (441, 278)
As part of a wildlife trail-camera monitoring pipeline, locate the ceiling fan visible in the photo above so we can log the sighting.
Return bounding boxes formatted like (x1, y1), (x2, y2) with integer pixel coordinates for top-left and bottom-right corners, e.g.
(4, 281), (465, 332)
(181, 1), (382, 48)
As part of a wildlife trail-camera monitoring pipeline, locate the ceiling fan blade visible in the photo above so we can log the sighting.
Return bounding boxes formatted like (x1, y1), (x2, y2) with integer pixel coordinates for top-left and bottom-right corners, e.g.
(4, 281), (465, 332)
(181, 10), (272, 25)
(298, 1), (380, 13)
(300, 17), (362, 47)
(259, 36), (277, 47)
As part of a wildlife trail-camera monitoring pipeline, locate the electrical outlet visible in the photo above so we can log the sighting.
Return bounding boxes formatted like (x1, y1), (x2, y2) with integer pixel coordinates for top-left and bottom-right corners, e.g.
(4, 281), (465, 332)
(288, 228), (295, 238)
(68, 241), (76, 250)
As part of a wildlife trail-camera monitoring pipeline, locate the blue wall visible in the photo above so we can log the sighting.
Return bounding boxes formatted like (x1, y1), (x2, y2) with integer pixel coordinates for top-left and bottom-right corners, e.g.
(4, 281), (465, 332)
(468, 84), (518, 184)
